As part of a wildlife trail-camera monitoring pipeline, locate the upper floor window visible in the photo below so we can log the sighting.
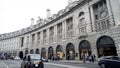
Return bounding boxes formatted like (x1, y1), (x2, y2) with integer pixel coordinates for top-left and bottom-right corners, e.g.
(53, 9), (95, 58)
(32, 34), (35, 42)
(78, 12), (87, 33)
(37, 32), (40, 40)
(21, 37), (24, 47)
(93, 0), (110, 32)
(57, 23), (62, 34)
(93, 0), (108, 20)
(26, 36), (29, 43)
(43, 30), (47, 38)
(79, 12), (84, 17)
(50, 27), (54, 36)
(66, 17), (73, 31)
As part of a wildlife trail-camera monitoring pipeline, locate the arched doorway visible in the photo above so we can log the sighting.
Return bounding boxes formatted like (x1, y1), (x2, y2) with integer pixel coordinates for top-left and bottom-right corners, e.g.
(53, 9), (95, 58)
(79, 40), (91, 60)
(41, 48), (46, 59)
(19, 51), (23, 59)
(56, 45), (63, 60)
(25, 50), (29, 55)
(66, 43), (75, 60)
(30, 49), (34, 54)
(35, 48), (39, 54)
(97, 36), (117, 58)
(48, 46), (54, 60)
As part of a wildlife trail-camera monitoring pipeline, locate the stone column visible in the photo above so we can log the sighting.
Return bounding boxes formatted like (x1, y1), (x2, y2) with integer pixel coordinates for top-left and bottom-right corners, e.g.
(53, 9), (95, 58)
(46, 47), (48, 59)
(106, 0), (115, 27)
(116, 44), (120, 56)
(35, 33), (37, 46)
(40, 31), (43, 45)
(62, 45), (66, 60)
(91, 43), (98, 60)
(64, 20), (67, 40)
(47, 28), (50, 45)
(90, 6), (95, 32)
(30, 34), (32, 47)
(62, 21), (65, 40)
(54, 25), (57, 43)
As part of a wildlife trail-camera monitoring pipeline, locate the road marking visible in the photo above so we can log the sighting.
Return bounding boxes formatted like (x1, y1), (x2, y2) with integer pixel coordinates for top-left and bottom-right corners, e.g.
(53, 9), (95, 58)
(1, 62), (9, 68)
(45, 63), (86, 68)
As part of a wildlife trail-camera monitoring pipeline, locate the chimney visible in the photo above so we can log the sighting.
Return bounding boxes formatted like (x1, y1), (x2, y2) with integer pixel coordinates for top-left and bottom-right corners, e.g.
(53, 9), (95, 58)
(31, 18), (34, 26)
(46, 9), (51, 18)
(68, 0), (73, 5)
(36, 16), (40, 24)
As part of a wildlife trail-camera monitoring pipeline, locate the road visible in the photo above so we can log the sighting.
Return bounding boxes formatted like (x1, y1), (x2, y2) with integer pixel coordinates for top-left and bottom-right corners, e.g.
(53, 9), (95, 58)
(0, 60), (100, 68)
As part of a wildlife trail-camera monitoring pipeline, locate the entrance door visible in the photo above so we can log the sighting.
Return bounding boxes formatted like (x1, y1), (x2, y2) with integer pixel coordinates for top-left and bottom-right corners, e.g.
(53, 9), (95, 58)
(56, 45), (63, 60)
(48, 46), (54, 60)
(41, 48), (46, 59)
(66, 43), (75, 60)
(97, 36), (117, 58)
(79, 40), (91, 60)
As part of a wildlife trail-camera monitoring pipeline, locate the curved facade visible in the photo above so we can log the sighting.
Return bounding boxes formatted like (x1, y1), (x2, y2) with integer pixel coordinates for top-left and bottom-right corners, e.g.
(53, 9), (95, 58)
(0, 0), (120, 60)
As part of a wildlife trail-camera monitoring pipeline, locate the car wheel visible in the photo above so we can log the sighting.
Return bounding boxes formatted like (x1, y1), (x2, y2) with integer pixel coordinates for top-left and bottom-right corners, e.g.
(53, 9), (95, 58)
(101, 63), (106, 68)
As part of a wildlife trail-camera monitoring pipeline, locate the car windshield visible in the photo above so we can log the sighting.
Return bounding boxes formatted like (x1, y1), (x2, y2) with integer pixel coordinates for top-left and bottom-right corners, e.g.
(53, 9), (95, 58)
(30, 54), (40, 60)
(112, 56), (120, 60)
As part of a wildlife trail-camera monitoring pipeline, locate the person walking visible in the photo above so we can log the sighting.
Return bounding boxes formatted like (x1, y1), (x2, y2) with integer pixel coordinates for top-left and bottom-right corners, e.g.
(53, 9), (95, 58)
(88, 55), (92, 63)
(91, 55), (94, 63)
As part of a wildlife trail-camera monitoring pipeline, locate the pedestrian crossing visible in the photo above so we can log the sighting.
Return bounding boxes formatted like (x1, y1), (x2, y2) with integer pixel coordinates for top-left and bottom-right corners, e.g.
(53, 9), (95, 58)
(4, 60), (21, 68)
(45, 63), (87, 68)
(0, 60), (22, 68)
(0, 61), (8, 68)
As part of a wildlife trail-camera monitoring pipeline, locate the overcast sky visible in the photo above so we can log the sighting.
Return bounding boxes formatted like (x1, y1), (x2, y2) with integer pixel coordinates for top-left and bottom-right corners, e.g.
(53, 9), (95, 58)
(0, 0), (69, 34)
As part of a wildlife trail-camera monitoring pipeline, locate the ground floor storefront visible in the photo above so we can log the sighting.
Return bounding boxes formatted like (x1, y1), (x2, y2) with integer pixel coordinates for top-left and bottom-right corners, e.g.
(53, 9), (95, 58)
(18, 28), (120, 60)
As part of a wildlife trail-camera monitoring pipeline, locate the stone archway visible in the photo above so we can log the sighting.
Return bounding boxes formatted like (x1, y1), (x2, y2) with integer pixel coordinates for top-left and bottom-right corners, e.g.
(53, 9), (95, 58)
(19, 51), (23, 59)
(41, 48), (46, 59)
(79, 40), (91, 60)
(66, 43), (75, 60)
(25, 50), (29, 55)
(97, 36), (117, 58)
(30, 49), (34, 54)
(35, 48), (40, 54)
(56, 45), (63, 60)
(48, 46), (54, 60)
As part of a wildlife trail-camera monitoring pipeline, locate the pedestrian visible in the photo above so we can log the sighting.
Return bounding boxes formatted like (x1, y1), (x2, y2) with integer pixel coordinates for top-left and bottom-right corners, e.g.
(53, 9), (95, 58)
(67, 55), (70, 60)
(83, 54), (87, 63)
(91, 55), (94, 63)
(93, 55), (96, 62)
(39, 59), (44, 68)
(83, 56), (86, 63)
(26, 55), (31, 68)
(88, 55), (92, 63)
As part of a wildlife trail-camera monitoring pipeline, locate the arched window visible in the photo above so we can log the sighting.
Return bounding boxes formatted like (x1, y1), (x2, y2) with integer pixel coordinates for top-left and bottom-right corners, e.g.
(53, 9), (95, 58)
(79, 12), (84, 17)
(78, 12), (87, 33)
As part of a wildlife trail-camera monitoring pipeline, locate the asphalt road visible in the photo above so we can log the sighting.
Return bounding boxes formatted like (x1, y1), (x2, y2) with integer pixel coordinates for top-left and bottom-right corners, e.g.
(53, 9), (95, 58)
(0, 60), (100, 68)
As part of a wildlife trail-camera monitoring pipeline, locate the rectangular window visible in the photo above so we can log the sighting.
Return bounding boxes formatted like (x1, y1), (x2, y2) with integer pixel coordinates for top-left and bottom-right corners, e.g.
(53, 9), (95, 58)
(66, 17), (73, 31)
(57, 23), (62, 34)
(21, 37), (24, 47)
(32, 34), (35, 42)
(50, 27), (54, 36)
(43, 30), (47, 38)
(37, 32), (40, 40)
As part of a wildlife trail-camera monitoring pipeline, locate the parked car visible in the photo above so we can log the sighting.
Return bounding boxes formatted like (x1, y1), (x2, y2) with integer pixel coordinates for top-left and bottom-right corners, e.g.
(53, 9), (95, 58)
(98, 56), (120, 68)
(21, 54), (44, 68)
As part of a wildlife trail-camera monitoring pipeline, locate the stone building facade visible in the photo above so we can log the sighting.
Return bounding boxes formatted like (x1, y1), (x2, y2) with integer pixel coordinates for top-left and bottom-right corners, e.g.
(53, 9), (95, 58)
(0, 0), (120, 60)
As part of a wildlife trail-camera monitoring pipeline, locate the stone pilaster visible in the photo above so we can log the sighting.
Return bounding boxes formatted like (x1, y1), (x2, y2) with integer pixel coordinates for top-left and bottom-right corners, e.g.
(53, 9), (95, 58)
(106, 0), (115, 27)
(46, 28), (50, 45)
(54, 25), (57, 43)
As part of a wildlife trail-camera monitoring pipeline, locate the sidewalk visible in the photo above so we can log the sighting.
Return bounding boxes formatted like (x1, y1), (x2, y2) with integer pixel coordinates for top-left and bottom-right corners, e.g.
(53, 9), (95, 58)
(50, 60), (98, 64)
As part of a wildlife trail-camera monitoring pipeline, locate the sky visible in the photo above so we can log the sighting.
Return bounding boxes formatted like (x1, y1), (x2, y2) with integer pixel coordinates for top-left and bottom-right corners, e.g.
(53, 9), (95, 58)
(0, 0), (69, 34)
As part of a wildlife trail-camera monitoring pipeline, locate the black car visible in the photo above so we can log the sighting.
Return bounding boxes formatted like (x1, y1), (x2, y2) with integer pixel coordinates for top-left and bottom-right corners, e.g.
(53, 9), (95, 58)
(98, 56), (120, 68)
(21, 54), (44, 68)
